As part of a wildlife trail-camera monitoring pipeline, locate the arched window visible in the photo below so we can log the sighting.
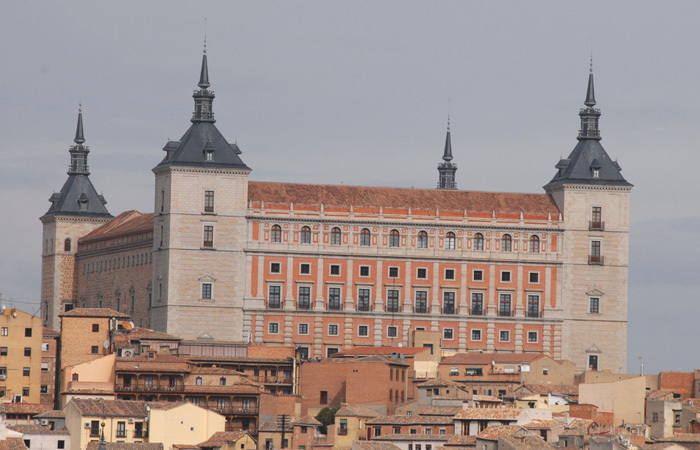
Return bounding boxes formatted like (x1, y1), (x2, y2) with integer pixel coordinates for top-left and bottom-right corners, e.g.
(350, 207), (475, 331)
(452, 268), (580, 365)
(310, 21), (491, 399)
(271, 225), (282, 243)
(300, 226), (311, 244)
(360, 228), (371, 246)
(530, 235), (540, 253)
(445, 232), (456, 250)
(64, 238), (71, 252)
(473, 233), (484, 251)
(389, 229), (400, 248)
(331, 227), (342, 245)
(501, 234), (512, 252)
(417, 231), (428, 249)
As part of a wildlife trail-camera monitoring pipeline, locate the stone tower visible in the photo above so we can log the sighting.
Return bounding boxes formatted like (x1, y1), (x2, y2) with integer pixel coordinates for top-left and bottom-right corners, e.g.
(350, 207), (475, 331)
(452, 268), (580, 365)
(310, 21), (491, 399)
(150, 45), (251, 339)
(40, 107), (113, 330)
(544, 67), (632, 372)
(437, 118), (457, 190)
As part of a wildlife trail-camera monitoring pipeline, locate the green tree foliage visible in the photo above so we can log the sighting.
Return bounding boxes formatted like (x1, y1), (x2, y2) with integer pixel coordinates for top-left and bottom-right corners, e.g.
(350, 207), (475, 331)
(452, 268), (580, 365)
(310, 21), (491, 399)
(315, 406), (339, 434)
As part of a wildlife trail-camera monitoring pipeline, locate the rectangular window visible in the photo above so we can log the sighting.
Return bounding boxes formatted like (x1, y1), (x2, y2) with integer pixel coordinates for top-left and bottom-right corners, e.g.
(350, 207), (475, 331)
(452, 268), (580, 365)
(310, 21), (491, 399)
(116, 422), (126, 438)
(470, 293), (483, 316)
(590, 241), (602, 264)
(328, 287), (341, 310)
(499, 330), (510, 342)
(591, 206), (603, 230)
(328, 324), (339, 336)
(527, 295), (540, 318)
(590, 297), (600, 313)
(499, 293), (512, 316)
(268, 285), (281, 308)
(443, 328), (454, 340)
(359, 265), (370, 277)
(298, 323), (309, 335)
(25, 328), (32, 337)
(270, 262), (281, 274)
(387, 326), (398, 338)
(358, 325), (369, 337)
(268, 322), (279, 334)
(527, 331), (538, 343)
(0, 347), (7, 356)
(416, 268), (427, 279)
(320, 391), (328, 405)
(91, 346), (99, 354)
(298, 286), (311, 309)
(500, 271), (511, 282)
(386, 289), (400, 312)
(415, 291), (427, 314)
(473, 270), (483, 281)
(357, 288), (370, 311)
(203, 225), (214, 248)
(529, 272), (539, 283)
(202, 283), (212, 299)
(24, 348), (31, 357)
(330, 264), (341, 276)
(23, 367), (30, 376)
(442, 292), (455, 314)
(1, 328), (7, 336)
(204, 190), (215, 213)
(388, 267), (399, 278)
(471, 329), (482, 341)
(444, 269), (455, 280)
(92, 323), (99, 332)
(588, 355), (599, 370)
(90, 421), (100, 437)
(41, 362), (49, 371)
(299, 263), (311, 275)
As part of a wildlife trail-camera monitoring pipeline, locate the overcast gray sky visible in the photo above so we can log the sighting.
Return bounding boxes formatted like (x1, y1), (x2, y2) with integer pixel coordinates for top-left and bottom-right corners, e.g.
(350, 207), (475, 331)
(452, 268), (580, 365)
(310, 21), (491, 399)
(1, 1), (698, 374)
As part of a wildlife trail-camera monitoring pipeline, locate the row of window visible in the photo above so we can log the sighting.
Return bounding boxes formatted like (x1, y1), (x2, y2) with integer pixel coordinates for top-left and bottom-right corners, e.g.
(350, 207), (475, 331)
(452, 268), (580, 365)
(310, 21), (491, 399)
(0, 365), (32, 376)
(0, 327), (33, 337)
(82, 252), (152, 274)
(268, 224), (546, 252)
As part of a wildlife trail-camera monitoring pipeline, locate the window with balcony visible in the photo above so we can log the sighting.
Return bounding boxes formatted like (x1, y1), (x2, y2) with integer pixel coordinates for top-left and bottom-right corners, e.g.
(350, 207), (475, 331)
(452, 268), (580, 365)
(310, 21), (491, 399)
(415, 291), (427, 313)
(357, 288), (370, 311)
(330, 227), (342, 245)
(442, 292), (456, 314)
(389, 229), (400, 247)
(417, 231), (428, 248)
(271, 225), (282, 243)
(473, 233), (484, 251)
(268, 285), (281, 309)
(499, 294), (512, 316)
(300, 226), (312, 244)
(445, 232), (456, 250)
(386, 289), (400, 312)
(328, 287), (341, 310)
(471, 293), (483, 316)
(297, 286), (311, 309)
(589, 241), (603, 265)
(527, 295), (540, 318)
(360, 228), (371, 246)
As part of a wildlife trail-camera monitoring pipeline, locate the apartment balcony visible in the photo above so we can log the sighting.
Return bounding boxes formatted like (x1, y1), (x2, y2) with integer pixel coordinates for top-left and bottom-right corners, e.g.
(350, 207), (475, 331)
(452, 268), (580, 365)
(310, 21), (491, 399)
(115, 383), (184, 393)
(442, 305), (456, 315)
(327, 302), (342, 311)
(589, 221), (605, 231)
(414, 306), (428, 314)
(588, 255), (604, 265)
(213, 405), (259, 416)
(470, 307), (483, 316)
(356, 304), (371, 312)
(253, 376), (293, 385)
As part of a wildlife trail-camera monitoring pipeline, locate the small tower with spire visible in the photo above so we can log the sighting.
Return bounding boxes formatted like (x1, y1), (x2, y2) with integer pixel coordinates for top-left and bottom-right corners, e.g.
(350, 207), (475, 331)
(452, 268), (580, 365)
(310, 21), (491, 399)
(437, 117), (457, 190)
(40, 106), (113, 330)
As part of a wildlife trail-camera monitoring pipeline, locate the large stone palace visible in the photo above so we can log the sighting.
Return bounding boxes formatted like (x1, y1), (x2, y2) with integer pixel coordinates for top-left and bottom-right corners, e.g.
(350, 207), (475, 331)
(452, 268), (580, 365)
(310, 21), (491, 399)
(40, 48), (632, 372)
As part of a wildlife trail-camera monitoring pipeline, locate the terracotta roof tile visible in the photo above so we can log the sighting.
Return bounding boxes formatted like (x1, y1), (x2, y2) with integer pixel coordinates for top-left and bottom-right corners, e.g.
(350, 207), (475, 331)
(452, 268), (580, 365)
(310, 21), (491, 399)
(420, 377), (465, 389)
(293, 414), (322, 426)
(81, 211), (154, 242)
(34, 410), (65, 419)
(523, 420), (564, 430)
(476, 426), (524, 440)
(420, 406), (463, 417)
(43, 327), (59, 337)
(658, 434), (700, 443)
(6, 425), (69, 436)
(499, 434), (553, 450)
(445, 435), (477, 446)
(442, 353), (543, 366)
(373, 434), (451, 442)
(248, 182), (560, 217)
(198, 431), (251, 447)
(0, 403), (52, 415)
(520, 384), (578, 397)
(350, 443), (402, 450)
(115, 353), (191, 372)
(86, 443), (163, 450)
(335, 404), (383, 418)
(473, 395), (504, 403)
(333, 347), (429, 357)
(69, 399), (154, 417)
(127, 327), (182, 341)
(455, 409), (523, 421)
(368, 415), (454, 426)
(0, 438), (28, 450)
(60, 308), (130, 319)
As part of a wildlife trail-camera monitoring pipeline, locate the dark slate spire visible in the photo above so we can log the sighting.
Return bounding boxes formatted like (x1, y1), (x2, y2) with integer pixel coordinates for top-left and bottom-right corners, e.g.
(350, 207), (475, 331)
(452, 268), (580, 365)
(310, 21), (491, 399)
(155, 44), (250, 171)
(544, 68), (631, 189)
(437, 116), (457, 190)
(42, 106), (112, 218)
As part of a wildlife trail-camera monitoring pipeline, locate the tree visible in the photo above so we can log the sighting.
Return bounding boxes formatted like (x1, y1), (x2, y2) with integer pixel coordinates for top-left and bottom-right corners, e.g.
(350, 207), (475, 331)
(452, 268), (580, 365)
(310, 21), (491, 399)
(315, 406), (339, 435)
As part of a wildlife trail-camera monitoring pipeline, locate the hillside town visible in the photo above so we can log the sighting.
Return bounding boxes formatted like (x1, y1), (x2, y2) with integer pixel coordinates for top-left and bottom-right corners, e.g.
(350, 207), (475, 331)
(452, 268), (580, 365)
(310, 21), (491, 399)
(1, 306), (700, 450)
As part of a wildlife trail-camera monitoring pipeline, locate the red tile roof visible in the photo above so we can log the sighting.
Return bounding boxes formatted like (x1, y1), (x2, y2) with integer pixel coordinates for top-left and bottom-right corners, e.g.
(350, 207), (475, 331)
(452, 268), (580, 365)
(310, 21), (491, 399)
(198, 431), (251, 447)
(7, 425), (69, 436)
(59, 308), (130, 319)
(127, 327), (182, 341)
(335, 404), (383, 418)
(0, 438), (28, 450)
(248, 182), (560, 216)
(442, 353), (544, 366)
(476, 425), (523, 440)
(86, 443), (163, 450)
(0, 403), (52, 415)
(43, 327), (59, 337)
(332, 347), (430, 357)
(115, 354), (192, 372)
(455, 409), (523, 421)
(68, 399), (179, 417)
(81, 211), (154, 242)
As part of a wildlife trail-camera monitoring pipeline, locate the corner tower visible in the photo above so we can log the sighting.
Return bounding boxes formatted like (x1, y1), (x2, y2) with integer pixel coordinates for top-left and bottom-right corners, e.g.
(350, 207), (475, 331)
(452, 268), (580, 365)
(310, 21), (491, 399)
(437, 117), (457, 190)
(151, 44), (251, 339)
(545, 67), (632, 372)
(40, 107), (113, 329)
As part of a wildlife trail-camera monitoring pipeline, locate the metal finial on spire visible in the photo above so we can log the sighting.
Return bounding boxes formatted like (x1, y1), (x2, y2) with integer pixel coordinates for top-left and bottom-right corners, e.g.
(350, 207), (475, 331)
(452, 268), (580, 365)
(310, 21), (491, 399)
(442, 116), (453, 162)
(204, 18), (207, 54)
(74, 104), (85, 144)
(198, 22), (211, 89)
(584, 61), (596, 107)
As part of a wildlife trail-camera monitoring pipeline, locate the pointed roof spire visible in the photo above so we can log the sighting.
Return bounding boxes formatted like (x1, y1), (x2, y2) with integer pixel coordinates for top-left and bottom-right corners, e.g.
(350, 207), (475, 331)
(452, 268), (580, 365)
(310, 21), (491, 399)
(585, 55), (596, 107)
(74, 104), (85, 144)
(198, 37), (210, 89)
(442, 115), (453, 162)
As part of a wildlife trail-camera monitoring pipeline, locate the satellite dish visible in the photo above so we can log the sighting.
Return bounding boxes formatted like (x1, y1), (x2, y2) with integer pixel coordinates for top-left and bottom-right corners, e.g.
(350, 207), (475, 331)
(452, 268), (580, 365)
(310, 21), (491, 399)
(103, 340), (110, 349)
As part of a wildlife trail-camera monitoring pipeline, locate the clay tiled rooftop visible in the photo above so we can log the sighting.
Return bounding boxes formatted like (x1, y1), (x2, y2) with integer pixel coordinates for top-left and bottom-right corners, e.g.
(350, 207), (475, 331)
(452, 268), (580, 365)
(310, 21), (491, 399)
(445, 435), (477, 446)
(0, 403), (52, 415)
(127, 327), (182, 341)
(499, 434), (553, 450)
(115, 353), (192, 372)
(421, 406), (463, 417)
(35, 410), (65, 419)
(81, 210), (154, 242)
(43, 327), (59, 337)
(350, 443), (402, 450)
(60, 308), (130, 319)
(523, 420), (563, 430)
(373, 433), (451, 442)
(69, 399), (179, 417)
(646, 390), (675, 400)
(442, 353), (543, 366)
(86, 443), (163, 450)
(0, 438), (28, 450)
(520, 384), (578, 397)
(333, 347), (429, 357)
(476, 426), (524, 440)
(293, 414), (322, 426)
(335, 404), (383, 418)
(420, 377), (465, 388)
(248, 182), (560, 216)
(473, 395), (504, 403)
(455, 408), (523, 421)
(368, 414), (454, 425)
(7, 425), (69, 435)
(198, 431), (251, 447)
(658, 434), (700, 443)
